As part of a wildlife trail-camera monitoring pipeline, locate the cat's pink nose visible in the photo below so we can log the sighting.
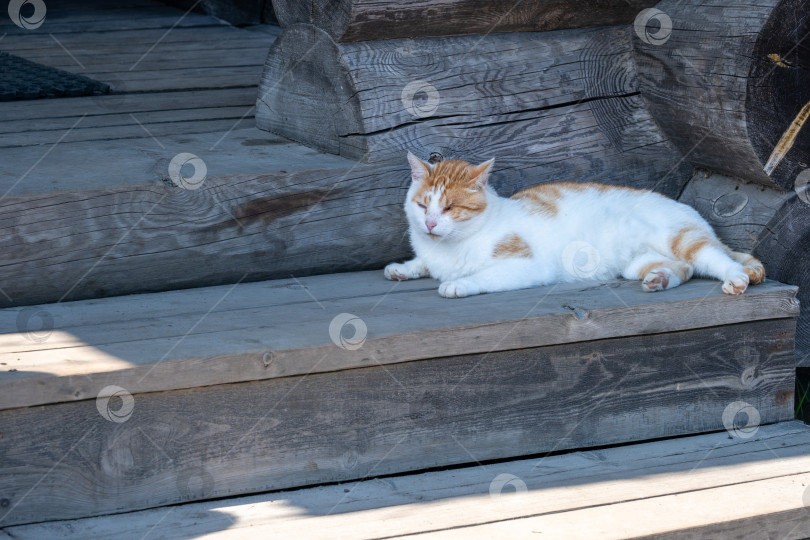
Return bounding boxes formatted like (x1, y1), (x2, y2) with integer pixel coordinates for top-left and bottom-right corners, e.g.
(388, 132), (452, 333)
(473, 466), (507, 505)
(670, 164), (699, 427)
(426, 219), (437, 232)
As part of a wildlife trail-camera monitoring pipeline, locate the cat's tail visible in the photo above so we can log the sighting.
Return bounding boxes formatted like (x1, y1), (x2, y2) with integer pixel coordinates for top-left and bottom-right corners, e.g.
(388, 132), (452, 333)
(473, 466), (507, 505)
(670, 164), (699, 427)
(729, 251), (766, 285)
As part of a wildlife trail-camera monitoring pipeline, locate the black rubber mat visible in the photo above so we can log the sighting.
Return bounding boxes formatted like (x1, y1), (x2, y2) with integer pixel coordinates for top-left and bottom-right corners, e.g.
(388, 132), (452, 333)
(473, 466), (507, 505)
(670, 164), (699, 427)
(0, 52), (110, 101)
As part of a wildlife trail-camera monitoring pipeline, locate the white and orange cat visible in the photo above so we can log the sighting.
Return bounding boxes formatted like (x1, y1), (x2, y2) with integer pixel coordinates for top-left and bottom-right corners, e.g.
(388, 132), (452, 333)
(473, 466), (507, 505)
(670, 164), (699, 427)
(384, 152), (765, 298)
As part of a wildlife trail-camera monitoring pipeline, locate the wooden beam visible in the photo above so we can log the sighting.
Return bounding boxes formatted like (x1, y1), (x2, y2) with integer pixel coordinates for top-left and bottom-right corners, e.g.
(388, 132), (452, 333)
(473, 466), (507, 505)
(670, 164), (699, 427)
(633, 0), (810, 190)
(0, 165), (410, 308)
(270, 0), (660, 42)
(256, 24), (691, 195)
(0, 319), (796, 526)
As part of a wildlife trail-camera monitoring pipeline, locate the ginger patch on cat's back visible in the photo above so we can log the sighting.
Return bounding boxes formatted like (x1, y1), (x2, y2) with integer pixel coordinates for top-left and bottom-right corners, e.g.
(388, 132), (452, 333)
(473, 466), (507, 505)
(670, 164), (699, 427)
(493, 234), (532, 259)
(511, 184), (559, 216)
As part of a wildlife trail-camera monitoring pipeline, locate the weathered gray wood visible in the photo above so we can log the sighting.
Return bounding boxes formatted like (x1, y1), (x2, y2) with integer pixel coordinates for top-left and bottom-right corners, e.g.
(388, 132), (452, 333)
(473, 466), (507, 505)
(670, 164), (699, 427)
(5, 422), (808, 539)
(16, 46), (270, 73)
(417, 475), (810, 539)
(0, 86), (257, 123)
(0, 25), (255, 51)
(83, 65), (262, 93)
(0, 117), (259, 148)
(257, 24), (691, 195)
(271, 0), (659, 42)
(198, 0), (265, 25)
(0, 124), (353, 193)
(633, 0), (810, 191)
(0, 165), (408, 308)
(678, 170), (788, 252)
(0, 11), (218, 35)
(754, 195), (810, 365)
(0, 271), (798, 410)
(0, 319), (796, 526)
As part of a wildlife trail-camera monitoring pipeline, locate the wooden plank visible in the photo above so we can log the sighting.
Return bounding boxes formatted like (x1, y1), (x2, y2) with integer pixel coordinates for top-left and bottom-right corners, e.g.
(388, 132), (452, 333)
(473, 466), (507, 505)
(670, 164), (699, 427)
(0, 12), (220, 35)
(0, 125), (354, 193)
(633, 0), (810, 191)
(678, 170), (787, 252)
(80, 66), (262, 93)
(406, 475), (810, 539)
(0, 5), (201, 26)
(257, 25), (691, 195)
(14, 37), (274, 60)
(0, 320), (796, 526)
(4, 422), (809, 539)
(0, 114), (258, 148)
(0, 116), (257, 148)
(0, 25), (254, 51)
(14, 46), (270, 73)
(0, 272), (798, 410)
(272, 0), (659, 42)
(0, 106), (256, 139)
(0, 87), (258, 122)
(15, 47), (269, 74)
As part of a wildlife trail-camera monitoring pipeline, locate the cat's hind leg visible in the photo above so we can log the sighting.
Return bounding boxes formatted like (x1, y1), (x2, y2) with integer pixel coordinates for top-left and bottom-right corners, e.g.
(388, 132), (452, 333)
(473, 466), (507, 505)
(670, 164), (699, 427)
(623, 252), (694, 293)
(686, 244), (751, 295)
(730, 251), (766, 285)
(384, 258), (429, 281)
(667, 226), (753, 294)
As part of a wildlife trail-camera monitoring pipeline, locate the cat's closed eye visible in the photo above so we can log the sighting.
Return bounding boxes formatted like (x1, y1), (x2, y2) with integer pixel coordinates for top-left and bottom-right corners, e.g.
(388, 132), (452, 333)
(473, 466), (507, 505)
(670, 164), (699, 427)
(442, 205), (453, 213)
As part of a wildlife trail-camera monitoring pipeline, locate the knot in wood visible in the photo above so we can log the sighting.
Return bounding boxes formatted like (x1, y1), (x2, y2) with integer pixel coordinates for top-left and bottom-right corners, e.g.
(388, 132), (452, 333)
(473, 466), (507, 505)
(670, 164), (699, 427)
(428, 152), (444, 164)
(740, 366), (757, 388)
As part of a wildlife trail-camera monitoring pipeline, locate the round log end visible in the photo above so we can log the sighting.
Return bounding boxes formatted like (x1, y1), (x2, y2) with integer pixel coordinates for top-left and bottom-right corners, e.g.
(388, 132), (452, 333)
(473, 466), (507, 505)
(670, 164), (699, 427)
(255, 24), (364, 156)
(747, 0), (810, 191)
(634, 0), (809, 191)
(270, 0), (352, 42)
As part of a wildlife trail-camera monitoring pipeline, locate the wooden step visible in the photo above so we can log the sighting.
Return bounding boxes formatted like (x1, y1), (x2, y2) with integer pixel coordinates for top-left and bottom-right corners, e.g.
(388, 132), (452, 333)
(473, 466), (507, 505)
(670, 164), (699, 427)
(3, 421), (809, 538)
(0, 271), (799, 525)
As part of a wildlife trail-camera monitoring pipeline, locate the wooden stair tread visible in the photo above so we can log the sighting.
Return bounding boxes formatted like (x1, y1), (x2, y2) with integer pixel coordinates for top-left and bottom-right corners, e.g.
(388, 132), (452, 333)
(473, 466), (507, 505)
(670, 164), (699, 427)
(0, 271), (799, 410)
(5, 421), (809, 539)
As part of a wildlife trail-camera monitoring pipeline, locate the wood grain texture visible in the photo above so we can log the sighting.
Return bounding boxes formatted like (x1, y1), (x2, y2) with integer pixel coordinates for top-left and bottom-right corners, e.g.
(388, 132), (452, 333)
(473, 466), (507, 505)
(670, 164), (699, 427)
(633, 0), (810, 190)
(0, 271), (799, 410)
(7, 422), (809, 539)
(256, 24), (692, 196)
(410, 475), (810, 539)
(0, 320), (796, 526)
(270, 0), (660, 42)
(0, 124), (354, 194)
(678, 170), (788, 252)
(4, 422), (808, 539)
(0, 166), (410, 310)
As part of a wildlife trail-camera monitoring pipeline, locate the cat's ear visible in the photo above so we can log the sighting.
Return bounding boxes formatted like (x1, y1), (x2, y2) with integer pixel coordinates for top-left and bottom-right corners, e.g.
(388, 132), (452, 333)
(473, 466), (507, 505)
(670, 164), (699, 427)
(468, 158), (495, 191)
(407, 151), (431, 184)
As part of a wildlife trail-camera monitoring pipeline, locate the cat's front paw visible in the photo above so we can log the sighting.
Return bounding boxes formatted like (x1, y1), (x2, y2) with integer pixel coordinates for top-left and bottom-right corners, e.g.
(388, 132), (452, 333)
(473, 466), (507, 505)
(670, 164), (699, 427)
(384, 263), (419, 281)
(722, 272), (749, 295)
(438, 279), (479, 298)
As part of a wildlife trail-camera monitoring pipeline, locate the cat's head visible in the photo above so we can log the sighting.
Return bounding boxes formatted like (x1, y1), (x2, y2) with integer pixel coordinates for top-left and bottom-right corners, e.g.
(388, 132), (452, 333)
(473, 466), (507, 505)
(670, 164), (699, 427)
(405, 152), (494, 240)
